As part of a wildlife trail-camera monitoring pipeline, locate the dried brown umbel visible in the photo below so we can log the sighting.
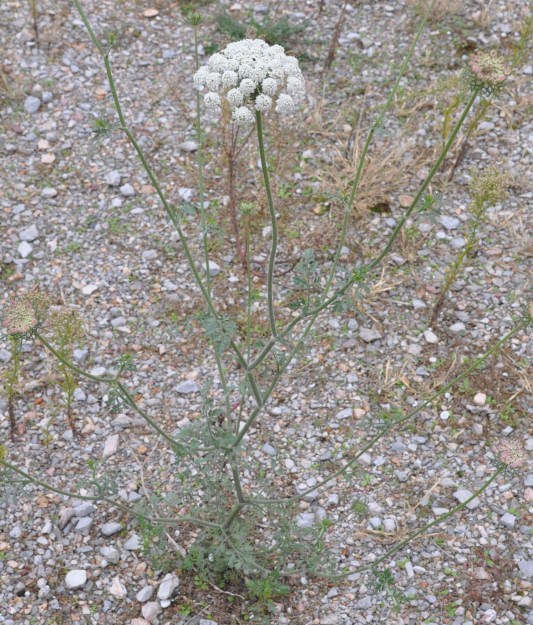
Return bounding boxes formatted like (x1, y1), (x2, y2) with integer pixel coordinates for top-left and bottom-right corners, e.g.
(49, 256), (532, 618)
(1, 290), (50, 339)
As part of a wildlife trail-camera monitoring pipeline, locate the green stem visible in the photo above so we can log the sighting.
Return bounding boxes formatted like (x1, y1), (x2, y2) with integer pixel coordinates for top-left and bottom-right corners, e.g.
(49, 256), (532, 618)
(0, 459), (221, 529)
(256, 110), (278, 338)
(329, 467), (503, 580)
(247, 321), (524, 504)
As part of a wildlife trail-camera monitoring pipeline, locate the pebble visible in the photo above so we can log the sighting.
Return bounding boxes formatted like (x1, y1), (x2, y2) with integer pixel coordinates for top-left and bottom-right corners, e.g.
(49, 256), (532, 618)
(175, 380), (199, 394)
(518, 560), (533, 579)
(453, 489), (480, 509)
(75, 517), (93, 533)
(120, 183), (135, 197)
(105, 170), (122, 186)
(262, 443), (276, 456)
(124, 533), (141, 550)
(359, 327), (382, 342)
(142, 601), (161, 622)
(81, 284), (99, 296)
(65, 570), (87, 590)
(424, 330), (438, 344)
(449, 322), (466, 335)
(157, 573), (180, 600)
(335, 407), (352, 420)
(440, 215), (460, 229)
(179, 140), (198, 152)
(500, 512), (516, 528)
(102, 434), (119, 458)
(101, 522), (123, 536)
(473, 392), (486, 406)
(202, 260), (221, 276)
(19, 224), (39, 241)
(41, 187), (58, 198)
(24, 95), (41, 113)
(296, 512), (315, 528)
(136, 586), (154, 602)
(18, 241), (33, 258)
(100, 546), (120, 564)
(109, 576), (127, 599)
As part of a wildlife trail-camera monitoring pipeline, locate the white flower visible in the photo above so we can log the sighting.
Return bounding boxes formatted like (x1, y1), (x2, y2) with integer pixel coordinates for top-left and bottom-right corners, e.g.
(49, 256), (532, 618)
(255, 94), (272, 112)
(221, 70), (238, 88)
(261, 77), (278, 96)
(232, 106), (255, 125)
(275, 94), (295, 114)
(204, 92), (221, 113)
(239, 78), (256, 96)
(194, 38), (305, 125)
(227, 88), (244, 107)
(205, 72), (221, 91)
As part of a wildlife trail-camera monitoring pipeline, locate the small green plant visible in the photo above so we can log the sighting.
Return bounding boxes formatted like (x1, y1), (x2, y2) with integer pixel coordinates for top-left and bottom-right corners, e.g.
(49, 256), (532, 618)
(246, 572), (290, 607)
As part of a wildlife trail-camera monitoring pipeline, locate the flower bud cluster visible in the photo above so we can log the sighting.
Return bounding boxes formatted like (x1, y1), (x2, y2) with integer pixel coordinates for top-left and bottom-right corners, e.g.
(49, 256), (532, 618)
(194, 39), (305, 125)
(467, 50), (509, 96)
(494, 438), (527, 471)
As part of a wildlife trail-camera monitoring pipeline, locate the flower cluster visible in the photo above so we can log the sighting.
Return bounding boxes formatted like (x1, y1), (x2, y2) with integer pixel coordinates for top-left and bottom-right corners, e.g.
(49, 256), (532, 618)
(494, 438), (527, 471)
(1, 290), (50, 339)
(193, 39), (305, 125)
(467, 50), (509, 96)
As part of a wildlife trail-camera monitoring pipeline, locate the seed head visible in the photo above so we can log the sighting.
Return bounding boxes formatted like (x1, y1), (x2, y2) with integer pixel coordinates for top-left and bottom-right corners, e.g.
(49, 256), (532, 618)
(494, 438), (527, 470)
(468, 50), (509, 96)
(469, 166), (510, 207)
(1, 290), (50, 339)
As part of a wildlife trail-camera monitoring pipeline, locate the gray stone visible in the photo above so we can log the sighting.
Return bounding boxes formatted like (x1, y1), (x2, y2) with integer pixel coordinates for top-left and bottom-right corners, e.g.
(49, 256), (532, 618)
(355, 596), (372, 609)
(101, 522), (123, 536)
(157, 573), (180, 600)
(199, 620), (219, 625)
(102, 434), (119, 458)
(111, 316), (126, 327)
(178, 187), (194, 201)
(424, 330), (438, 344)
(75, 517), (93, 533)
(500, 512), (516, 528)
(453, 488), (480, 509)
(524, 474), (533, 487)
(451, 237), (466, 249)
(0, 349), (12, 363)
(449, 322), (466, 335)
(136, 585), (154, 602)
(100, 546), (120, 564)
(360, 327), (382, 343)
(335, 407), (352, 420)
(175, 380), (199, 394)
(369, 517), (382, 529)
(41, 187), (58, 198)
(320, 615), (339, 625)
(440, 215), (460, 230)
(65, 569), (87, 590)
(73, 502), (96, 517)
(296, 512), (315, 528)
(18, 241), (33, 258)
(179, 140), (198, 152)
(142, 250), (158, 261)
(262, 443), (276, 456)
(105, 170), (122, 186)
(202, 261), (221, 276)
(73, 348), (88, 363)
(124, 533), (141, 550)
(19, 224), (39, 241)
(120, 183), (135, 197)
(24, 95), (41, 113)
(109, 576), (127, 599)
(518, 560), (533, 579)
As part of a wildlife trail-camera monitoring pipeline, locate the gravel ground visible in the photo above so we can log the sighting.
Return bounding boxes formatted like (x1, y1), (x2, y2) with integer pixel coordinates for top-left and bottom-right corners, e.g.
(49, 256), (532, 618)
(0, 1), (532, 624)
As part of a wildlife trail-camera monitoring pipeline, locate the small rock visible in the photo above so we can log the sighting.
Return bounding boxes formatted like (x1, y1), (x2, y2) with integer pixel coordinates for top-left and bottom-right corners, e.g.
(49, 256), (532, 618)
(179, 140), (198, 152)
(41, 187), (58, 198)
(24, 96), (41, 114)
(262, 443), (276, 456)
(175, 380), (199, 394)
(355, 596), (372, 609)
(18, 241), (33, 258)
(136, 586), (154, 603)
(424, 330), (438, 344)
(440, 215), (460, 230)
(320, 615), (339, 625)
(335, 407), (352, 420)
(100, 546), (120, 564)
(101, 522), (123, 536)
(296, 512), (315, 528)
(65, 570), (87, 590)
(19, 224), (39, 242)
(124, 533), (141, 550)
(449, 322), (466, 335)
(73, 502), (96, 517)
(473, 393), (486, 406)
(178, 187), (194, 201)
(157, 573), (180, 600)
(474, 567), (491, 580)
(453, 488), (480, 509)
(75, 517), (93, 533)
(81, 284), (98, 296)
(518, 560), (533, 579)
(142, 602), (161, 622)
(105, 170), (122, 186)
(500, 512), (516, 528)
(120, 183), (135, 197)
(202, 261), (221, 276)
(102, 434), (119, 458)
(143, 8), (159, 17)
(360, 327), (382, 343)
(109, 576), (127, 599)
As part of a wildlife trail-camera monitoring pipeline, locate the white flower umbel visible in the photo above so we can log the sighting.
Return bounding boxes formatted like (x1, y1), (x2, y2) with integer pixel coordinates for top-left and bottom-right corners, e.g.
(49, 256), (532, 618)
(193, 38), (305, 125)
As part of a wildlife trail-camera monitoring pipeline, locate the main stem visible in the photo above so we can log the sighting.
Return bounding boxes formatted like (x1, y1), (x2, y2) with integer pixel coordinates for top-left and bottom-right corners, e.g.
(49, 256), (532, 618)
(256, 110), (278, 339)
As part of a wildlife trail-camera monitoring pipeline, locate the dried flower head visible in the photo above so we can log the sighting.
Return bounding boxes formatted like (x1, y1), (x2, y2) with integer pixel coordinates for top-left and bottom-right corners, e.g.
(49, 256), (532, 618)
(467, 50), (509, 96)
(193, 39), (305, 125)
(469, 166), (510, 207)
(1, 290), (50, 339)
(494, 438), (527, 470)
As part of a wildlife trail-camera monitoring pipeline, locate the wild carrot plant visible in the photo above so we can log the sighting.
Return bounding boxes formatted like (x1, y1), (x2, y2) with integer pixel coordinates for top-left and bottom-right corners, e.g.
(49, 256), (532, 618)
(0, 0), (530, 601)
